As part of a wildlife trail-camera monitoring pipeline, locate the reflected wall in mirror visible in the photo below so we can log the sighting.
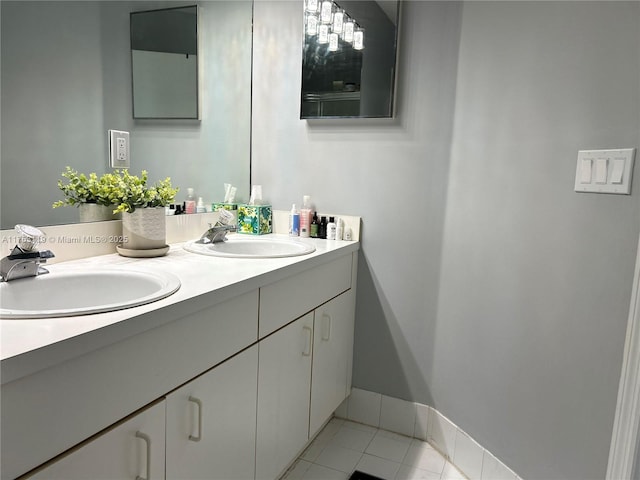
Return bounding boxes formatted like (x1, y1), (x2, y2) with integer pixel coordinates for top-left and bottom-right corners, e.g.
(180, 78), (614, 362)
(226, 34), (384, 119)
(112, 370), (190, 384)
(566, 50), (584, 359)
(131, 5), (200, 119)
(0, 1), (252, 230)
(301, 0), (400, 119)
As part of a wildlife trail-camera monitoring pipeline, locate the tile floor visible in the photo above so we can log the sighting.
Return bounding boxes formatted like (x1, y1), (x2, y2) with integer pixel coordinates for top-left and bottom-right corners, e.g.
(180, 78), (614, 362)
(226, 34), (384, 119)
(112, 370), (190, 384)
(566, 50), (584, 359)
(281, 418), (467, 480)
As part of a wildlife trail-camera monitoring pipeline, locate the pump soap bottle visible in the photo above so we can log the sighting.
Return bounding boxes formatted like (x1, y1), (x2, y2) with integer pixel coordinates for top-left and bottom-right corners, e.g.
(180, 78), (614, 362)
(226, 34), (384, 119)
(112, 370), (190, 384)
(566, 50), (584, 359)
(300, 195), (312, 238)
(185, 188), (196, 214)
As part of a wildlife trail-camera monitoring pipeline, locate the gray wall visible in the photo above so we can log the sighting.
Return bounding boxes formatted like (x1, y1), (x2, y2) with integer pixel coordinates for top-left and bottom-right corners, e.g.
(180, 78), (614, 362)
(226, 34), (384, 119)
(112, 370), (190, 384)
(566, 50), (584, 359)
(252, 1), (640, 479)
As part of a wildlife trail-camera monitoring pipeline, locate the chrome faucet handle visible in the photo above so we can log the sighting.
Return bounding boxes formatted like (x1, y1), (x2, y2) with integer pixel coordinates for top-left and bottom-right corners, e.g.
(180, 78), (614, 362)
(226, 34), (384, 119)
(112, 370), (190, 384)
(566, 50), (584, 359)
(216, 209), (234, 226)
(199, 223), (236, 244)
(14, 224), (47, 252)
(0, 225), (54, 281)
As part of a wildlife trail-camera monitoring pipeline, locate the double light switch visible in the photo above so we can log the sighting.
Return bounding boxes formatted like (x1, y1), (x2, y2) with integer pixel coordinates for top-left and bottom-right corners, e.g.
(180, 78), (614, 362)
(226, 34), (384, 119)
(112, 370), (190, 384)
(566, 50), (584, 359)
(574, 148), (635, 194)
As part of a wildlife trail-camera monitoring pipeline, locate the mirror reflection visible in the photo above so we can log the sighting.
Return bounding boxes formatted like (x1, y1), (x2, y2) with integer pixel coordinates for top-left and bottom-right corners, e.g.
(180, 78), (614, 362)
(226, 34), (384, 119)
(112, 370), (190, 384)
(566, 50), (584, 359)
(0, 1), (252, 230)
(131, 5), (200, 119)
(301, 0), (400, 119)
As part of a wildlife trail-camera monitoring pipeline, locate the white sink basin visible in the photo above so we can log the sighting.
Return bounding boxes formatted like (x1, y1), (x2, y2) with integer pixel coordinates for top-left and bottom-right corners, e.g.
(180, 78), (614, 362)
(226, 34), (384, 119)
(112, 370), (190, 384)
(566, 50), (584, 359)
(0, 268), (181, 319)
(184, 235), (316, 258)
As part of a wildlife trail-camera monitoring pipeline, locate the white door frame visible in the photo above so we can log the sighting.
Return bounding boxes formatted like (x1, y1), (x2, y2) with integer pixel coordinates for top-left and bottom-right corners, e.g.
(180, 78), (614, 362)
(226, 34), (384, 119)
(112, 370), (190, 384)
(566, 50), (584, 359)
(607, 233), (640, 479)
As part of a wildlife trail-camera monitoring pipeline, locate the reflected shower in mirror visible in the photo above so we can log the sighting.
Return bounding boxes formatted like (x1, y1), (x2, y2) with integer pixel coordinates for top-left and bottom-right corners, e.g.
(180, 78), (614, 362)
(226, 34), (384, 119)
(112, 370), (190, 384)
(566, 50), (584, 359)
(301, 0), (400, 119)
(131, 5), (200, 119)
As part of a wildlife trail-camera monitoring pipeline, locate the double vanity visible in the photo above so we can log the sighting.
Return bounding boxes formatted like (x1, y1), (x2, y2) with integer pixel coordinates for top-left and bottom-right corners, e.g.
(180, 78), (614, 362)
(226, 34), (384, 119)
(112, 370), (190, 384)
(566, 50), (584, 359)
(0, 226), (359, 479)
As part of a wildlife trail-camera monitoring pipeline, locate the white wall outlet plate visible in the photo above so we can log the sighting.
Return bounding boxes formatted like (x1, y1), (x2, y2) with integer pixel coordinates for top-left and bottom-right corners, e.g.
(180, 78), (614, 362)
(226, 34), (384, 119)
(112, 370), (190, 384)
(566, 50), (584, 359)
(574, 148), (635, 195)
(108, 130), (130, 168)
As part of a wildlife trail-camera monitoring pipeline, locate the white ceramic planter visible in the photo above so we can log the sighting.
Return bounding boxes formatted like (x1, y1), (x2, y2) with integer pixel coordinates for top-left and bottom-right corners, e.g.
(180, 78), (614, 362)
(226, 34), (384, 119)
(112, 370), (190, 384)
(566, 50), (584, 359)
(120, 207), (166, 251)
(78, 203), (119, 223)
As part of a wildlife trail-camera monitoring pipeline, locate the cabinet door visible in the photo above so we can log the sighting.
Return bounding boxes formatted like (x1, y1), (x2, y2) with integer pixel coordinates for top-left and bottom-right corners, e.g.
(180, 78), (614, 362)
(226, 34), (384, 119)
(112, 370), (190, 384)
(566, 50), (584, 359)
(166, 345), (258, 480)
(310, 290), (356, 435)
(28, 400), (165, 480)
(256, 313), (314, 480)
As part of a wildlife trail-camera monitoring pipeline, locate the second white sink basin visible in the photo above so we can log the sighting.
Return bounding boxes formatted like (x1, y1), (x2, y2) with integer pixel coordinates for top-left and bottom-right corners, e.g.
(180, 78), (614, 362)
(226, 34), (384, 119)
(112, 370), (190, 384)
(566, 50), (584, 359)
(184, 235), (316, 258)
(0, 268), (181, 319)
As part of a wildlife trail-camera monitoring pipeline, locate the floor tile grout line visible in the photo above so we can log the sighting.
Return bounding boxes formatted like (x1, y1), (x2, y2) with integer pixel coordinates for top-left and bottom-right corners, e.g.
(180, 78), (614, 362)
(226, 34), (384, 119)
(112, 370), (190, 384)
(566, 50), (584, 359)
(289, 419), (464, 480)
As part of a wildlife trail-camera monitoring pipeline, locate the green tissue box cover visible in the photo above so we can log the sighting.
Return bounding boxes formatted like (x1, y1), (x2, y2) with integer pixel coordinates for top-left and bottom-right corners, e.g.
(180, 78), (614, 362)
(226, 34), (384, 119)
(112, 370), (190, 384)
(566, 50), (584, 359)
(237, 204), (272, 235)
(212, 202), (238, 211)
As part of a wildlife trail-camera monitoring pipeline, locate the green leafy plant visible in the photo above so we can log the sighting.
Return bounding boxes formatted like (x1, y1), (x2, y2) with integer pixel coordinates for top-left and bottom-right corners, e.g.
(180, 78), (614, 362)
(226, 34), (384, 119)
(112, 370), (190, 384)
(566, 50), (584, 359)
(53, 167), (178, 214)
(52, 166), (117, 208)
(108, 169), (179, 214)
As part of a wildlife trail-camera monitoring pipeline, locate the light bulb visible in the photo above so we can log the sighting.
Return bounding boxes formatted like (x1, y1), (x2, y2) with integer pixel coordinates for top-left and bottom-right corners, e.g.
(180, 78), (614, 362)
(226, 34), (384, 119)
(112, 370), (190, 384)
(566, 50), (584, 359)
(318, 24), (329, 44)
(343, 20), (354, 43)
(353, 28), (364, 50)
(306, 14), (318, 36)
(320, 1), (333, 24)
(332, 10), (344, 35)
(328, 32), (339, 51)
(305, 0), (318, 13)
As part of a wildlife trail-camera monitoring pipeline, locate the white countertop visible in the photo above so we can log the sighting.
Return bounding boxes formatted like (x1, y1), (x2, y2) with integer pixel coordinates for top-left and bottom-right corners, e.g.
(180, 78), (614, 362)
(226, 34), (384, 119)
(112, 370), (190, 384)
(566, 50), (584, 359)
(1, 234), (359, 384)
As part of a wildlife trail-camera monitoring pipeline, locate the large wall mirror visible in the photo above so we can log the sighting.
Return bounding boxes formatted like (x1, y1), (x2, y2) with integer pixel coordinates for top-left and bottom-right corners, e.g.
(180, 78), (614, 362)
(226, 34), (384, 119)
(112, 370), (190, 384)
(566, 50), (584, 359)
(301, 0), (400, 119)
(131, 5), (200, 119)
(0, 0), (252, 230)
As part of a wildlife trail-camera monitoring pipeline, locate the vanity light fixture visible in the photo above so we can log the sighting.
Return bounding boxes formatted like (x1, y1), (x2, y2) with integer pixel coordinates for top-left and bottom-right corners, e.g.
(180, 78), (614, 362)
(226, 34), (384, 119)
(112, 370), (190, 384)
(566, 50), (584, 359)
(304, 0), (364, 51)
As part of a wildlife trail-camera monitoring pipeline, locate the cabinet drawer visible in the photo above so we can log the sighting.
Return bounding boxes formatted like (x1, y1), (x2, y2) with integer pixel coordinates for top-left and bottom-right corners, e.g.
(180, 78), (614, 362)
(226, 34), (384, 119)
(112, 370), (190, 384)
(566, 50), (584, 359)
(259, 254), (352, 338)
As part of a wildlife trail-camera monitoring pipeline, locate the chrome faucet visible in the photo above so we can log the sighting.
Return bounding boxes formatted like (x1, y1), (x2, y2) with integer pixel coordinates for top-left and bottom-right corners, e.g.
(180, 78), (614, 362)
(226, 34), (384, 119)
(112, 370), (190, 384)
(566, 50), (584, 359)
(198, 210), (236, 244)
(199, 224), (236, 244)
(1, 225), (55, 282)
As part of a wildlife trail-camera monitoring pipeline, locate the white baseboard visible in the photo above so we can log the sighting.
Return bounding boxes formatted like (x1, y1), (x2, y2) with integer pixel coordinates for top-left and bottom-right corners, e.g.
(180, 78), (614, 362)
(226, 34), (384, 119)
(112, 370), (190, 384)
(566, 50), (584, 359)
(336, 388), (522, 480)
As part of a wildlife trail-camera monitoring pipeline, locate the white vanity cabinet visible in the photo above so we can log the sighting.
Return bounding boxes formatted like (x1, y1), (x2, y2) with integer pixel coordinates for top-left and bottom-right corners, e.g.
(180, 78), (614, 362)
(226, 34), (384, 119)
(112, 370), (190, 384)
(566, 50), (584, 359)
(256, 313), (315, 480)
(5, 290), (259, 480)
(27, 347), (259, 480)
(3, 245), (359, 480)
(166, 345), (259, 480)
(28, 400), (166, 480)
(310, 289), (355, 435)
(256, 253), (358, 479)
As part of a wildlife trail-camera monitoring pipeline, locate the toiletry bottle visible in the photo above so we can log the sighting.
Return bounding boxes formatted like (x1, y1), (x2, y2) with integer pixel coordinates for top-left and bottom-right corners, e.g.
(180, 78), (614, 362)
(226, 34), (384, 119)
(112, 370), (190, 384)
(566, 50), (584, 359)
(300, 195), (312, 238)
(319, 216), (327, 239)
(289, 204), (300, 236)
(336, 217), (343, 240)
(196, 197), (206, 213)
(185, 188), (196, 214)
(310, 211), (319, 238)
(327, 216), (336, 240)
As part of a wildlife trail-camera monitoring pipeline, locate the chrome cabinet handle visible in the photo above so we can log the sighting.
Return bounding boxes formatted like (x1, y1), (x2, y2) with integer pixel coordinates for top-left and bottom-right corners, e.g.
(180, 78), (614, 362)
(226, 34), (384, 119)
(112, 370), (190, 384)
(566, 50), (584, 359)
(302, 325), (312, 356)
(321, 313), (332, 341)
(188, 396), (203, 442)
(135, 431), (151, 480)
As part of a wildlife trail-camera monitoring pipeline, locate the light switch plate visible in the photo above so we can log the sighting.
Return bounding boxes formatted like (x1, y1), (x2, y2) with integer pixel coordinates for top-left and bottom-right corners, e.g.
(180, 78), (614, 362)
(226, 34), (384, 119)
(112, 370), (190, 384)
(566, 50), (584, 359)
(574, 148), (635, 194)
(108, 130), (130, 169)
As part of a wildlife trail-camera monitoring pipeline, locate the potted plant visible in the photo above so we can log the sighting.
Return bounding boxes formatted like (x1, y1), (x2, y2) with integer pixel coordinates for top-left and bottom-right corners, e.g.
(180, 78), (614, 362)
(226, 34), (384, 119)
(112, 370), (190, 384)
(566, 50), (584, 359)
(52, 166), (121, 222)
(109, 169), (178, 255)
